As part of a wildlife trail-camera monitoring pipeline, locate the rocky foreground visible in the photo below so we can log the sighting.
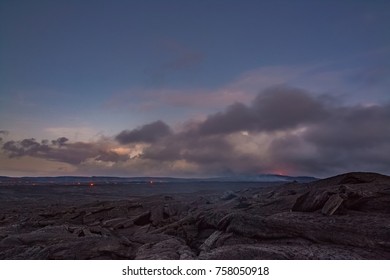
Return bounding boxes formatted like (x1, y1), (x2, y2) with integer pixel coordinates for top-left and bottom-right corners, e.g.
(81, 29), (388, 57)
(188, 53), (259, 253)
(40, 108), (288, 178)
(0, 172), (389, 259)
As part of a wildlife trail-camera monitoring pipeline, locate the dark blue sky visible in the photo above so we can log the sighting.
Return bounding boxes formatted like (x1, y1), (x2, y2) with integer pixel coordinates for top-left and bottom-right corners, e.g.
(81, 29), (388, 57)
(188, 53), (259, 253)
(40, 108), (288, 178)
(2, 1), (389, 89)
(1, 0), (390, 176)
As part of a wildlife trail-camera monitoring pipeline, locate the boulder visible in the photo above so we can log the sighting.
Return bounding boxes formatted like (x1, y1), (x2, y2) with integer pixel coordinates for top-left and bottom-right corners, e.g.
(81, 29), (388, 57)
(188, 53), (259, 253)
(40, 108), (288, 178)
(199, 230), (224, 251)
(135, 237), (195, 260)
(321, 194), (345, 216)
(133, 212), (151, 226)
(292, 190), (334, 212)
(101, 217), (133, 229)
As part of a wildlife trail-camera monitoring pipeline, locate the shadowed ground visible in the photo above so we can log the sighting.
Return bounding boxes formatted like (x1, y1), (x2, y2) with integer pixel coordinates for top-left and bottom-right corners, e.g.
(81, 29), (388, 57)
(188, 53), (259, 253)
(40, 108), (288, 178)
(0, 172), (389, 259)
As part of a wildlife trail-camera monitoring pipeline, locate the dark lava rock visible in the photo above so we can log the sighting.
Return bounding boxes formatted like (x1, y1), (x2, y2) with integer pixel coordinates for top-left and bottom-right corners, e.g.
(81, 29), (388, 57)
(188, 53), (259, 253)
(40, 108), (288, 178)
(1, 171), (390, 259)
(135, 237), (195, 260)
(220, 191), (237, 201)
(133, 212), (151, 226)
(292, 190), (334, 212)
(321, 194), (345, 216)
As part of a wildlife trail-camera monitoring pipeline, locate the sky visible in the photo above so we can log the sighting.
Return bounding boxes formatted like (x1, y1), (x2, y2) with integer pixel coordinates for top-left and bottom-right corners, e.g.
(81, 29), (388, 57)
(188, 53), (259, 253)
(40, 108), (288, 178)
(1, 0), (390, 177)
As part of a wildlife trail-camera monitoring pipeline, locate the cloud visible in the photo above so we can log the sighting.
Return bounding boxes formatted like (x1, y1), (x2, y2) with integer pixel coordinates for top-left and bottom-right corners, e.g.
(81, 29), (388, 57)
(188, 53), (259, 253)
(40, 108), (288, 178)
(2, 86), (390, 177)
(104, 52), (390, 121)
(131, 87), (390, 176)
(265, 103), (390, 175)
(104, 62), (360, 116)
(115, 121), (172, 144)
(136, 129), (275, 176)
(51, 137), (69, 146)
(304, 104), (390, 149)
(103, 65), (309, 112)
(104, 88), (254, 114)
(2, 137), (129, 165)
(0, 153), (76, 177)
(198, 87), (328, 135)
(2, 139), (50, 157)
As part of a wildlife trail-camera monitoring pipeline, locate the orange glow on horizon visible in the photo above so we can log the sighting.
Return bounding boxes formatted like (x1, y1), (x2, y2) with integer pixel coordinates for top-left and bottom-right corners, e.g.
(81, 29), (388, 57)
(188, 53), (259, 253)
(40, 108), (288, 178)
(266, 167), (293, 176)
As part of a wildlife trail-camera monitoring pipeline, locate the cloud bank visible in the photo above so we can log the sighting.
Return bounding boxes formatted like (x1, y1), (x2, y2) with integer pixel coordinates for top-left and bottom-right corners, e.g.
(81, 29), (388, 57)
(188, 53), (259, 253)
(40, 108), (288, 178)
(2, 86), (390, 177)
(115, 121), (172, 144)
(2, 137), (129, 166)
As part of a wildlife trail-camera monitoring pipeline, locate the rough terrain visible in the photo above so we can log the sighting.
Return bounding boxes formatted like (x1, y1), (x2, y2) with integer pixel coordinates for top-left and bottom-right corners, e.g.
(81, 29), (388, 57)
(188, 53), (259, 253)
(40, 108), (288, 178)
(0, 172), (389, 259)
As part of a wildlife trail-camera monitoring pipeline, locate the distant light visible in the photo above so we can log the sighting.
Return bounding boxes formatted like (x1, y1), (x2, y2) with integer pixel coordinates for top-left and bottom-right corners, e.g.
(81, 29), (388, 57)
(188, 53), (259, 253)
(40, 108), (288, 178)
(90, 183), (94, 187)
(150, 181), (153, 184)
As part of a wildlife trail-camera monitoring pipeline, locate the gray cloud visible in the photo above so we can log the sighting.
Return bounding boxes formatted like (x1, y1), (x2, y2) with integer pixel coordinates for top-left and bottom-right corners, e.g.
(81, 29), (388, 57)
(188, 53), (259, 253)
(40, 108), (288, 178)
(2, 86), (390, 177)
(141, 132), (232, 163)
(305, 104), (390, 149)
(51, 137), (69, 146)
(267, 103), (390, 176)
(199, 87), (328, 135)
(115, 120), (172, 144)
(132, 87), (390, 176)
(3, 139), (50, 157)
(2, 137), (129, 165)
(139, 131), (261, 176)
(198, 102), (255, 135)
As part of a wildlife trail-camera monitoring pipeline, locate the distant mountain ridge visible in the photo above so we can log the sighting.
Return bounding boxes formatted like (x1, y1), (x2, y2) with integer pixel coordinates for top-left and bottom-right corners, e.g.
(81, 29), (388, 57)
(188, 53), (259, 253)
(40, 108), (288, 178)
(0, 174), (318, 185)
(206, 174), (317, 183)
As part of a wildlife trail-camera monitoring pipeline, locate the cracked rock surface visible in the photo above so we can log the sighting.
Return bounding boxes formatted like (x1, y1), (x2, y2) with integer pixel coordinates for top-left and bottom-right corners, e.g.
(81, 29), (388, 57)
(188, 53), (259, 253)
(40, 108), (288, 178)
(1, 172), (389, 259)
